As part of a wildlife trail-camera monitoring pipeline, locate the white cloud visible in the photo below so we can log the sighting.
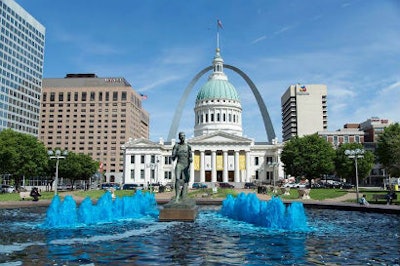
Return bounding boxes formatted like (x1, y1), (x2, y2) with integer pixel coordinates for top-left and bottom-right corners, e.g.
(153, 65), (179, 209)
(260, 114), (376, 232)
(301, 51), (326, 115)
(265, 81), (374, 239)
(251, 35), (267, 44)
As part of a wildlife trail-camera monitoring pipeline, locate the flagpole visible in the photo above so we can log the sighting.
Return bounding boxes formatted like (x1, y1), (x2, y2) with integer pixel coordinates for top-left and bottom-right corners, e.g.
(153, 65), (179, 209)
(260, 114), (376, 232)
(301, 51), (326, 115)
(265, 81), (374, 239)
(216, 19), (223, 50)
(217, 30), (220, 50)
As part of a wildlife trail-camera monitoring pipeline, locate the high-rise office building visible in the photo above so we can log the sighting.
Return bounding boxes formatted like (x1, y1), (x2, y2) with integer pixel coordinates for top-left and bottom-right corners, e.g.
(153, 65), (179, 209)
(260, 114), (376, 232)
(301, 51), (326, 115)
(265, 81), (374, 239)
(40, 74), (149, 183)
(281, 84), (327, 141)
(0, 0), (45, 136)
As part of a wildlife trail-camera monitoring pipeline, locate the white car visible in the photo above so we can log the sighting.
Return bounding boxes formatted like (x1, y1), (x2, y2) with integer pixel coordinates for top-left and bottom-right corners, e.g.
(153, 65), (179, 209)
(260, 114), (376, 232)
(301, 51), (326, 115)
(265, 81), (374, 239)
(283, 183), (306, 188)
(1, 185), (15, 193)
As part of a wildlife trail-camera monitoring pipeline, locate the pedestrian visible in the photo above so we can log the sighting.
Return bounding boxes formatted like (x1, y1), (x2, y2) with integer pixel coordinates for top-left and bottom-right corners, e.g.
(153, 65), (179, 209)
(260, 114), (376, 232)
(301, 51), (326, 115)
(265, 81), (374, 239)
(359, 194), (369, 206)
(30, 187), (41, 201)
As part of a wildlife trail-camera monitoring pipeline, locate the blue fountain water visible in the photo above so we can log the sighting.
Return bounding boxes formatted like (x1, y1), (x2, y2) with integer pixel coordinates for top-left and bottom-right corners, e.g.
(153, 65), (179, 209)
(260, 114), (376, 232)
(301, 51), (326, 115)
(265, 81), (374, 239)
(42, 190), (159, 228)
(221, 193), (308, 231)
(1, 192), (399, 265)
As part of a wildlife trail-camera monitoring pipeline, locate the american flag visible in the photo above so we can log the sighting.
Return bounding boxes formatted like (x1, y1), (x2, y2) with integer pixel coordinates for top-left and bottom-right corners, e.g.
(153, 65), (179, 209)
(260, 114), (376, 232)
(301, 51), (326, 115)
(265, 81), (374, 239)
(140, 93), (148, 100)
(217, 19), (223, 29)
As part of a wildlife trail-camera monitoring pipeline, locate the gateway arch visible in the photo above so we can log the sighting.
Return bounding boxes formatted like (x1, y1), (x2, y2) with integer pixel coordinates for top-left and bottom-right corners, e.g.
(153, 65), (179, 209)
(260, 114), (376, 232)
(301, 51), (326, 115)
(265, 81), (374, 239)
(167, 64), (276, 143)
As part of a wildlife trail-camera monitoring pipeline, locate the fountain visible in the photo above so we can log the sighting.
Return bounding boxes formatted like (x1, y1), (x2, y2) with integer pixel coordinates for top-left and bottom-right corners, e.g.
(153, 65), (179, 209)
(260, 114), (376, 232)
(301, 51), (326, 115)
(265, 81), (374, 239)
(0, 191), (399, 265)
(42, 190), (159, 228)
(221, 193), (308, 231)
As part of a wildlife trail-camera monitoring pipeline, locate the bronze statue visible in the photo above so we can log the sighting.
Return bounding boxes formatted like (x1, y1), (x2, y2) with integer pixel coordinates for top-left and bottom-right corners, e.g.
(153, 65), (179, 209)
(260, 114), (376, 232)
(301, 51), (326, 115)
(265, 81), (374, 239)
(172, 132), (192, 202)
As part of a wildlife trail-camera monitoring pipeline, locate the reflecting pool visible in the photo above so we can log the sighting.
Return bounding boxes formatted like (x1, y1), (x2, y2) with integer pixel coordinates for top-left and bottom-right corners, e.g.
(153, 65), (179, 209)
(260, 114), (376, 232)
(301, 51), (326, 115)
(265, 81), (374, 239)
(1, 203), (399, 265)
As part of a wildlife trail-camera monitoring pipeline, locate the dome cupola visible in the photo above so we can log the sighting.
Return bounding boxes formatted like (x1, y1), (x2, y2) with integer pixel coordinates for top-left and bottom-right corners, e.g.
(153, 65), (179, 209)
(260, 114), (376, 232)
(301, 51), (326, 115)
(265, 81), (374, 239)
(194, 48), (242, 137)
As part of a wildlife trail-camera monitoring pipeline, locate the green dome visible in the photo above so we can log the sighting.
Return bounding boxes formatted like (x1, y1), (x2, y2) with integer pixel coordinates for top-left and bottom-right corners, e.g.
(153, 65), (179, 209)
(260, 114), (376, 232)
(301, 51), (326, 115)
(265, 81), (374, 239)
(196, 79), (240, 102)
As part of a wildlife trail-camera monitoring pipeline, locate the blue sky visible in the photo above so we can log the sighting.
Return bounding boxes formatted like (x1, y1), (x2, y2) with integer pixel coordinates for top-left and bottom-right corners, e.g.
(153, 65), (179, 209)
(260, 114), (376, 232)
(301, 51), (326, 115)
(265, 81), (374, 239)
(17, 0), (400, 142)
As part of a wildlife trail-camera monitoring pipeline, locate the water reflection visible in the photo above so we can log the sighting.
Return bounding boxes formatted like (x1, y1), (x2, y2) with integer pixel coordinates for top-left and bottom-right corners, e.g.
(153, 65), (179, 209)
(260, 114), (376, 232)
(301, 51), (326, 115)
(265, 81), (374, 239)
(0, 206), (399, 265)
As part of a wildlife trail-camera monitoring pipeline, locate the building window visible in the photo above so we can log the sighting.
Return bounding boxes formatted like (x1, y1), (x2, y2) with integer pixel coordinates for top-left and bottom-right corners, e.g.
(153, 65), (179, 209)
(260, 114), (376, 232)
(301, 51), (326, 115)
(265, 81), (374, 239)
(164, 171), (172, 180)
(131, 155), (135, 164)
(58, 92), (64, 102)
(254, 157), (259, 166)
(74, 92), (79, 101)
(105, 92), (109, 101)
(141, 155), (145, 164)
(121, 91), (127, 101)
(50, 92), (55, 101)
(164, 156), (172, 165)
(113, 91), (118, 101)
(140, 169), (145, 179)
(90, 92), (95, 101)
(82, 92), (87, 101)
(130, 169), (135, 179)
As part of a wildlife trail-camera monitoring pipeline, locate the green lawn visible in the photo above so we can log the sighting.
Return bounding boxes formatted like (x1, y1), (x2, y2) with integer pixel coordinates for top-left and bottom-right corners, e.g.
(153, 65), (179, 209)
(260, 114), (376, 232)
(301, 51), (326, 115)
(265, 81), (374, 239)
(1, 188), (397, 205)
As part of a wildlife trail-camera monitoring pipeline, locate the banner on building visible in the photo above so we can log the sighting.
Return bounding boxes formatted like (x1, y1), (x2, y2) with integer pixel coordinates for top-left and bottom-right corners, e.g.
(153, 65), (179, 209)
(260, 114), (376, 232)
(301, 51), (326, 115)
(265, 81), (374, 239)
(194, 154), (200, 171)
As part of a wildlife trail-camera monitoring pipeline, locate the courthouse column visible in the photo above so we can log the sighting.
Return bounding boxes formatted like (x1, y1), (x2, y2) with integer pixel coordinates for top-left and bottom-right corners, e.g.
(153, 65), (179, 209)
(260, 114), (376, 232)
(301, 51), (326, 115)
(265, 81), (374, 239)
(211, 150), (217, 183)
(200, 150), (205, 183)
(234, 151), (240, 183)
(223, 150), (228, 182)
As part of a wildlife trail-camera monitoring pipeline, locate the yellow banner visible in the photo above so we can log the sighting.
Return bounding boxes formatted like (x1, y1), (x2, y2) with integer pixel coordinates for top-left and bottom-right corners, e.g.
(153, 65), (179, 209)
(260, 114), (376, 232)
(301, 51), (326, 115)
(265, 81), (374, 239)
(239, 154), (246, 170)
(216, 155), (224, 170)
(194, 154), (200, 171)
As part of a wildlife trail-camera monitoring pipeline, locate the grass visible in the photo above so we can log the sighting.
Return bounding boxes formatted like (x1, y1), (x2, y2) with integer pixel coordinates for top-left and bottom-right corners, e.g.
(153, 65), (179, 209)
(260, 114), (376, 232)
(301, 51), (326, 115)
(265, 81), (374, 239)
(1, 188), (397, 205)
(188, 188), (239, 199)
(309, 189), (348, 200)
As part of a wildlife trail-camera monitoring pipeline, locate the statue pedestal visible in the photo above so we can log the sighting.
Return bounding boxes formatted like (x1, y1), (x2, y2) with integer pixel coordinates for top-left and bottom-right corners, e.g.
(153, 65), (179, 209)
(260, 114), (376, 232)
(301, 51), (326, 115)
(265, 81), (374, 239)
(159, 198), (198, 222)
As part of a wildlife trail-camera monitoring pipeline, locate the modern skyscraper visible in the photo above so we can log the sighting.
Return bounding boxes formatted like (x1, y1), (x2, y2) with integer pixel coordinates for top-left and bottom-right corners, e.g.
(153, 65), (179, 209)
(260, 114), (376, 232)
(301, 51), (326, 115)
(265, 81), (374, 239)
(40, 74), (149, 183)
(0, 0), (45, 136)
(281, 84), (327, 141)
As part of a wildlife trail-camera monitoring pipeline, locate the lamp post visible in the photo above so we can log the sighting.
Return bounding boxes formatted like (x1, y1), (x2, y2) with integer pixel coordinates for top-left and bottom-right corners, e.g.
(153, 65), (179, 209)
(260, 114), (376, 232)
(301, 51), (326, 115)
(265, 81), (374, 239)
(48, 149), (68, 195)
(268, 160), (279, 193)
(345, 148), (364, 203)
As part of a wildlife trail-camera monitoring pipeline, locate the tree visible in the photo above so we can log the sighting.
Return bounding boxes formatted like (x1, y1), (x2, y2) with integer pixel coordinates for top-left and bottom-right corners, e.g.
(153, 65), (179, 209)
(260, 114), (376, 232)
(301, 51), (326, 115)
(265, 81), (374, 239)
(0, 129), (48, 187)
(335, 143), (374, 184)
(376, 123), (400, 176)
(57, 152), (99, 189)
(280, 134), (336, 185)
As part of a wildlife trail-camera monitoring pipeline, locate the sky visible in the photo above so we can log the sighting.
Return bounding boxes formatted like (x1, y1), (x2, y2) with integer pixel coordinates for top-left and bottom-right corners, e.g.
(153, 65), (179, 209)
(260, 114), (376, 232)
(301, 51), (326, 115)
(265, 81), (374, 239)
(16, 0), (400, 142)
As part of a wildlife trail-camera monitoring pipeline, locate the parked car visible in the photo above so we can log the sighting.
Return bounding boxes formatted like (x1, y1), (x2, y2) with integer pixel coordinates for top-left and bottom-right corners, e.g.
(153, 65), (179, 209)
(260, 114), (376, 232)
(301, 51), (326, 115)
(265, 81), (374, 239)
(219, 182), (234, 188)
(101, 183), (121, 190)
(1, 185), (15, 193)
(244, 182), (257, 189)
(192, 182), (207, 189)
(282, 182), (307, 188)
(122, 183), (139, 190)
(341, 183), (354, 189)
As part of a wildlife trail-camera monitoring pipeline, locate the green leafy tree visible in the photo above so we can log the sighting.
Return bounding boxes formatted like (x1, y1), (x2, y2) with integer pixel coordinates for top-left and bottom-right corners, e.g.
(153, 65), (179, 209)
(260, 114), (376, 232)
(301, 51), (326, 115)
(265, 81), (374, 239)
(280, 134), (336, 185)
(0, 129), (48, 187)
(376, 123), (400, 176)
(57, 152), (99, 189)
(335, 143), (374, 184)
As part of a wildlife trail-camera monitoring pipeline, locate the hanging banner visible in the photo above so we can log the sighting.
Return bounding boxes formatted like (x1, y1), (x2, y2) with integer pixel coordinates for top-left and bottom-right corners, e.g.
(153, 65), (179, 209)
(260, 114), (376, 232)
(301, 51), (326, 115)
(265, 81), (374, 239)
(194, 154), (200, 171)
(239, 154), (246, 170)
(216, 154), (224, 170)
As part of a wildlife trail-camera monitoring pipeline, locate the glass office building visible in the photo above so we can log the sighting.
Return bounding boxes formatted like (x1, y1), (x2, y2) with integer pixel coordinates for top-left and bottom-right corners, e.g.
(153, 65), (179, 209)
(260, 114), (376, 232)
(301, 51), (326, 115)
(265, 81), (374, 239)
(0, 0), (45, 136)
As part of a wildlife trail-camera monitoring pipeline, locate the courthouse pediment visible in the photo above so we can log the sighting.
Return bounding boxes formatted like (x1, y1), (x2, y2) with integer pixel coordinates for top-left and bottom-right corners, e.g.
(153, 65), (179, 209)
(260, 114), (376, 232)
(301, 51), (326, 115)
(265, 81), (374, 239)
(188, 131), (253, 145)
(124, 137), (161, 148)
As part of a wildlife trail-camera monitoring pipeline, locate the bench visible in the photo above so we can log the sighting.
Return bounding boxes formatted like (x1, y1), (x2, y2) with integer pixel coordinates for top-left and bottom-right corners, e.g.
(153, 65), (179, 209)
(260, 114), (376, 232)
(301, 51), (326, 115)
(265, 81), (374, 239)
(19, 191), (32, 200)
(372, 194), (387, 202)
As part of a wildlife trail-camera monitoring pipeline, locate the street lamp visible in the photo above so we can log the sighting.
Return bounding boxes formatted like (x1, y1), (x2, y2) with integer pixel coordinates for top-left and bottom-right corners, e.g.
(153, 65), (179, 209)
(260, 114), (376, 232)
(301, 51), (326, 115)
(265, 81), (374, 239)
(345, 148), (364, 203)
(268, 160), (279, 193)
(48, 149), (68, 195)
